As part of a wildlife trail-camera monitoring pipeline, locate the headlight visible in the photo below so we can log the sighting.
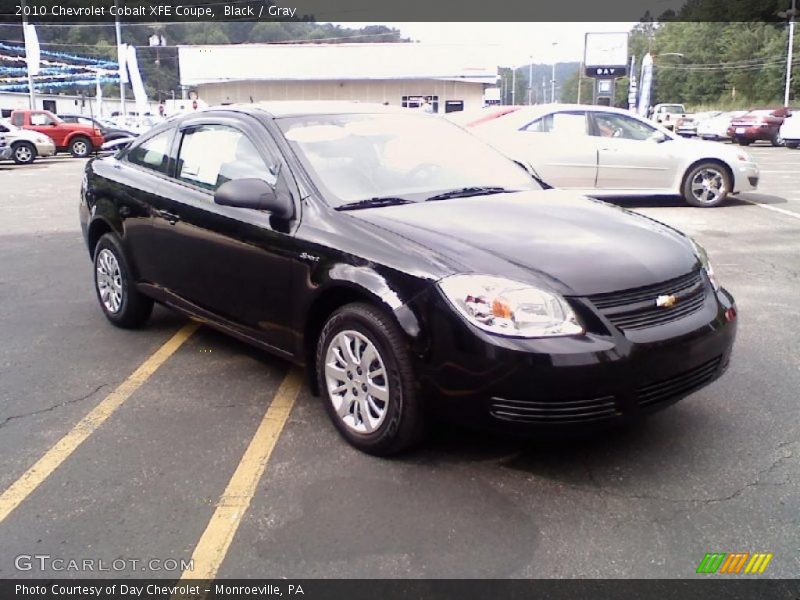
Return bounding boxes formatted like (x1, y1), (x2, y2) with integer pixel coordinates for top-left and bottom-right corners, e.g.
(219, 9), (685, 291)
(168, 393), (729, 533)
(690, 239), (720, 291)
(438, 275), (583, 338)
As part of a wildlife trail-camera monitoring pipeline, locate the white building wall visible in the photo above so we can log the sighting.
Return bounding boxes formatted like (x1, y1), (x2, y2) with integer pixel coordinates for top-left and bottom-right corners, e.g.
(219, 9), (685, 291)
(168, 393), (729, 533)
(0, 91), (159, 118)
(196, 79), (487, 113)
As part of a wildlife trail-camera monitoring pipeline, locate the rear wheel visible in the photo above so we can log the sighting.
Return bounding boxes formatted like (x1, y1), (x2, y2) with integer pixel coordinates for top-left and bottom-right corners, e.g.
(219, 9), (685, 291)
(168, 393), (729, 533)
(12, 141), (36, 164)
(93, 233), (153, 328)
(682, 162), (731, 208)
(69, 136), (92, 158)
(316, 303), (426, 455)
(772, 132), (784, 147)
(736, 138), (751, 146)
(786, 141), (799, 149)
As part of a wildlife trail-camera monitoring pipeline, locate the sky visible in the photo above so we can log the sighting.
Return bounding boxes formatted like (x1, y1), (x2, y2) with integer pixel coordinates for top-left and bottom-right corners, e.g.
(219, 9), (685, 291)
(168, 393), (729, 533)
(334, 22), (638, 66)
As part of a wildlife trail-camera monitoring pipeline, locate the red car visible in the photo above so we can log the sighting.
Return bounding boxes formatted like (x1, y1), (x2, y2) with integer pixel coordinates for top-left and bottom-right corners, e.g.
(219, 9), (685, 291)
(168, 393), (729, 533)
(727, 108), (790, 146)
(9, 109), (104, 157)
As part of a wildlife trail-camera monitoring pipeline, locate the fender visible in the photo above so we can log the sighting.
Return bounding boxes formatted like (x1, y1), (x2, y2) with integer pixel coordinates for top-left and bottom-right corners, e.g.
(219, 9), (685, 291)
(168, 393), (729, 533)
(306, 262), (423, 341)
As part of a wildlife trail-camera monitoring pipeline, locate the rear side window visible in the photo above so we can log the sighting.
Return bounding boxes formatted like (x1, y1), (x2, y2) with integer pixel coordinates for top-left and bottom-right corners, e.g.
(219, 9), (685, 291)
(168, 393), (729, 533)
(126, 130), (173, 174)
(11, 113), (23, 126)
(175, 125), (275, 191)
(521, 112), (588, 136)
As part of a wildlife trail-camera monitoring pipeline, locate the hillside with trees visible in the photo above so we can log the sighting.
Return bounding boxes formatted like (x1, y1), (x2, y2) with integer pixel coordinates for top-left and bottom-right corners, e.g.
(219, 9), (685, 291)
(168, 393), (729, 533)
(560, 20), (798, 109)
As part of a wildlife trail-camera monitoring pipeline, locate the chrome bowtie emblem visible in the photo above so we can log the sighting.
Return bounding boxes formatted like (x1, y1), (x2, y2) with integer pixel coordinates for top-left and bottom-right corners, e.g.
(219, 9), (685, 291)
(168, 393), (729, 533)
(656, 294), (677, 308)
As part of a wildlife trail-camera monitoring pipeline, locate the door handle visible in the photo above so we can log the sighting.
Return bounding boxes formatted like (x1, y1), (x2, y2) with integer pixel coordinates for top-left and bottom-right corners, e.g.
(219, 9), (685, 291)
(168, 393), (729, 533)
(153, 208), (180, 224)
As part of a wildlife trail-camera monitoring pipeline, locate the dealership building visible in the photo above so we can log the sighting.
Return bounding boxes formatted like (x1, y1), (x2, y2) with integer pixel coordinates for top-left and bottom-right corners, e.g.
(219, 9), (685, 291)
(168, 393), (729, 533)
(177, 43), (499, 113)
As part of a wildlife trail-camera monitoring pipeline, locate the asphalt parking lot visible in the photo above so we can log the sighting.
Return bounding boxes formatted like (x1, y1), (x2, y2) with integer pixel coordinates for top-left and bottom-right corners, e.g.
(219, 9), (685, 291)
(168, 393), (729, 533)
(1, 145), (799, 579)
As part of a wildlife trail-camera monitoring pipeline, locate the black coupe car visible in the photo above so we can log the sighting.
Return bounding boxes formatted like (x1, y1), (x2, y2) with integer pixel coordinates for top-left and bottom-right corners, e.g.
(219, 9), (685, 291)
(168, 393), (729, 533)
(79, 102), (737, 455)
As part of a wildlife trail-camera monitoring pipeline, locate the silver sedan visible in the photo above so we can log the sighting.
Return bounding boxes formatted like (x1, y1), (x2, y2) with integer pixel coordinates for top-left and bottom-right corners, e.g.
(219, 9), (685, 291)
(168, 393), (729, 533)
(454, 104), (759, 208)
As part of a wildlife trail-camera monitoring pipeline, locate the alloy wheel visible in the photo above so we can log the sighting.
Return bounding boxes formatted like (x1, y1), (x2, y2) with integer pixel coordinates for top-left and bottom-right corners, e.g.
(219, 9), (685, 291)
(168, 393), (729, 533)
(690, 168), (727, 205)
(14, 145), (33, 163)
(72, 140), (88, 156)
(96, 248), (123, 313)
(324, 330), (389, 434)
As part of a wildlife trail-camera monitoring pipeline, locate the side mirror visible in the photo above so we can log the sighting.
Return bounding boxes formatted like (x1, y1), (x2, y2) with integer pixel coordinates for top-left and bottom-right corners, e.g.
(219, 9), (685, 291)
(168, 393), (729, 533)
(214, 178), (293, 219)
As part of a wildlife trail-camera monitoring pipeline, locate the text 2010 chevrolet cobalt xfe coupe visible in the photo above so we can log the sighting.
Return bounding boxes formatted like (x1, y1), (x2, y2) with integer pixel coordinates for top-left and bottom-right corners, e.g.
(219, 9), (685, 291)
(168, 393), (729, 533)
(79, 102), (737, 455)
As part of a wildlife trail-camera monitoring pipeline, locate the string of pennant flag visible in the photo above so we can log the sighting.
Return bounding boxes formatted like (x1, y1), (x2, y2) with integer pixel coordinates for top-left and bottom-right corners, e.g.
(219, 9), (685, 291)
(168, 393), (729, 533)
(0, 26), (146, 111)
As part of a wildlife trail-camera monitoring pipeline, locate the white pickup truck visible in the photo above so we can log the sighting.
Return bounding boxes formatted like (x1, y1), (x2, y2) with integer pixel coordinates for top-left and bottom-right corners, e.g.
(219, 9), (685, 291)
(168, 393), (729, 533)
(651, 103), (688, 131)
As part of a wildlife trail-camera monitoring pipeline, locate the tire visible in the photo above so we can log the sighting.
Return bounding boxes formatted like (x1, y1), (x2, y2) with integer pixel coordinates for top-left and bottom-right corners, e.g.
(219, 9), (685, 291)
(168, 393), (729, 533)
(682, 161), (732, 208)
(316, 303), (425, 456)
(12, 141), (36, 164)
(736, 138), (751, 146)
(69, 136), (92, 158)
(787, 142), (799, 149)
(93, 233), (153, 328)
(772, 132), (784, 147)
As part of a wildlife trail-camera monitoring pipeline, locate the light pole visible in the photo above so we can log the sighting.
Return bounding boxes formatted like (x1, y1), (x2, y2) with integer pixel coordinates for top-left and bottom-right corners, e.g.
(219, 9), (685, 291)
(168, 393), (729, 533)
(114, 0), (126, 117)
(550, 42), (558, 103)
(779, 0), (797, 106)
(511, 66), (516, 105)
(528, 56), (533, 105)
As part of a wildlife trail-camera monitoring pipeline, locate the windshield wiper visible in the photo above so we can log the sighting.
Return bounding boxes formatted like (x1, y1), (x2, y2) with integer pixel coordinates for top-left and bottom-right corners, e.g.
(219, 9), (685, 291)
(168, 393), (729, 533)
(425, 187), (518, 202)
(335, 196), (415, 211)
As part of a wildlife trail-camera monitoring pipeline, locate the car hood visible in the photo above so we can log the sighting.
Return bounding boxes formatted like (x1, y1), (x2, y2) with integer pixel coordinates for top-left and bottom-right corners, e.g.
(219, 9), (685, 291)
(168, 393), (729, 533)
(351, 190), (699, 296)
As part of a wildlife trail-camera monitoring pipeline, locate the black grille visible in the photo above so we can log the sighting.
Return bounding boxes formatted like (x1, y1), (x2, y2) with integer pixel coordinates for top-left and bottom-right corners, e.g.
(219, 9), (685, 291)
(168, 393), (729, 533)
(636, 356), (722, 408)
(587, 270), (707, 331)
(489, 396), (620, 424)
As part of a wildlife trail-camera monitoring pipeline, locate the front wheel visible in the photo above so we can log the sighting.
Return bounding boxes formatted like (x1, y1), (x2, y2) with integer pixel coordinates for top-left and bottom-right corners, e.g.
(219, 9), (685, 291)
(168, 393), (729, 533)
(772, 132), (784, 147)
(12, 141), (36, 164)
(93, 233), (153, 328)
(786, 141), (799, 149)
(682, 162), (731, 208)
(316, 303), (426, 456)
(736, 138), (751, 146)
(69, 136), (92, 158)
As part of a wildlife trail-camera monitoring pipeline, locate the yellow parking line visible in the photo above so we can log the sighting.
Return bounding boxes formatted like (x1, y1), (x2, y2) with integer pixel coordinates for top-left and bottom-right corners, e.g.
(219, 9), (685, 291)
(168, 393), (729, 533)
(0, 322), (199, 524)
(178, 368), (303, 584)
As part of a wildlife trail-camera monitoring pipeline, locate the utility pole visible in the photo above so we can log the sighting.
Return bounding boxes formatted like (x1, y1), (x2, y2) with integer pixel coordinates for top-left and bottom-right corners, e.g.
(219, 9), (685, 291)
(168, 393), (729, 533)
(511, 67), (516, 105)
(577, 62), (583, 104)
(780, 0), (797, 106)
(20, 0), (35, 109)
(551, 42), (558, 103)
(114, 0), (127, 117)
(528, 57), (533, 105)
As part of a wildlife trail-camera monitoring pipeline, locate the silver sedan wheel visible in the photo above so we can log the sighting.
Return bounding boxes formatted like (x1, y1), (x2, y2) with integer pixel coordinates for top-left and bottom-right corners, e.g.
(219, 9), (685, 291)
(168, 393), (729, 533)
(96, 249), (123, 314)
(14, 145), (33, 163)
(324, 330), (389, 434)
(690, 168), (727, 205)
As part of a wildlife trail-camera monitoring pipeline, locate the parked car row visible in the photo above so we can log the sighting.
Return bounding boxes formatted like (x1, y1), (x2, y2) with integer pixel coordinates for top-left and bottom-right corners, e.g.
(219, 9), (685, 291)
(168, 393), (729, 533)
(0, 109), (164, 165)
(663, 106), (797, 148)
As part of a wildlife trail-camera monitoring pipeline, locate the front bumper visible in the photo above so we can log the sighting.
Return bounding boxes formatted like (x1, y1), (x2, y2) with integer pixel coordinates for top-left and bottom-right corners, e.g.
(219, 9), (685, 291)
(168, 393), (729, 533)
(0, 146), (11, 160)
(733, 161), (759, 193)
(36, 140), (56, 157)
(414, 283), (737, 434)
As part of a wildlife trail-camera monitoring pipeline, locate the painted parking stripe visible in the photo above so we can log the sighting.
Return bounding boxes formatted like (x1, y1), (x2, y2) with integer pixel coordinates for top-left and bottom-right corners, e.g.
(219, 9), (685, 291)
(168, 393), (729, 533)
(175, 368), (303, 588)
(0, 322), (199, 524)
(739, 197), (800, 220)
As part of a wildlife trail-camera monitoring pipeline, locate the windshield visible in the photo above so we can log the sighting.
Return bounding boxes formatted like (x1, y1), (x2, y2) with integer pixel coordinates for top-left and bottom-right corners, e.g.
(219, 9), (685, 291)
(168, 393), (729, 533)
(661, 105), (684, 113)
(278, 113), (540, 208)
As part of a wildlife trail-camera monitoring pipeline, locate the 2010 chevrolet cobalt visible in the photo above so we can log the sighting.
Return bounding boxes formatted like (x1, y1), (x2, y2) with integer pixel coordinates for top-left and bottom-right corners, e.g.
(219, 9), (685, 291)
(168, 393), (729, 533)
(79, 102), (737, 455)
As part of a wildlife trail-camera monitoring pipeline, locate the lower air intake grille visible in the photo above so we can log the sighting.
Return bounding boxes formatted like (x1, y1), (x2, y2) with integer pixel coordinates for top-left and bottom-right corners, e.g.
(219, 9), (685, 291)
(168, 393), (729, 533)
(636, 356), (722, 408)
(489, 396), (620, 424)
